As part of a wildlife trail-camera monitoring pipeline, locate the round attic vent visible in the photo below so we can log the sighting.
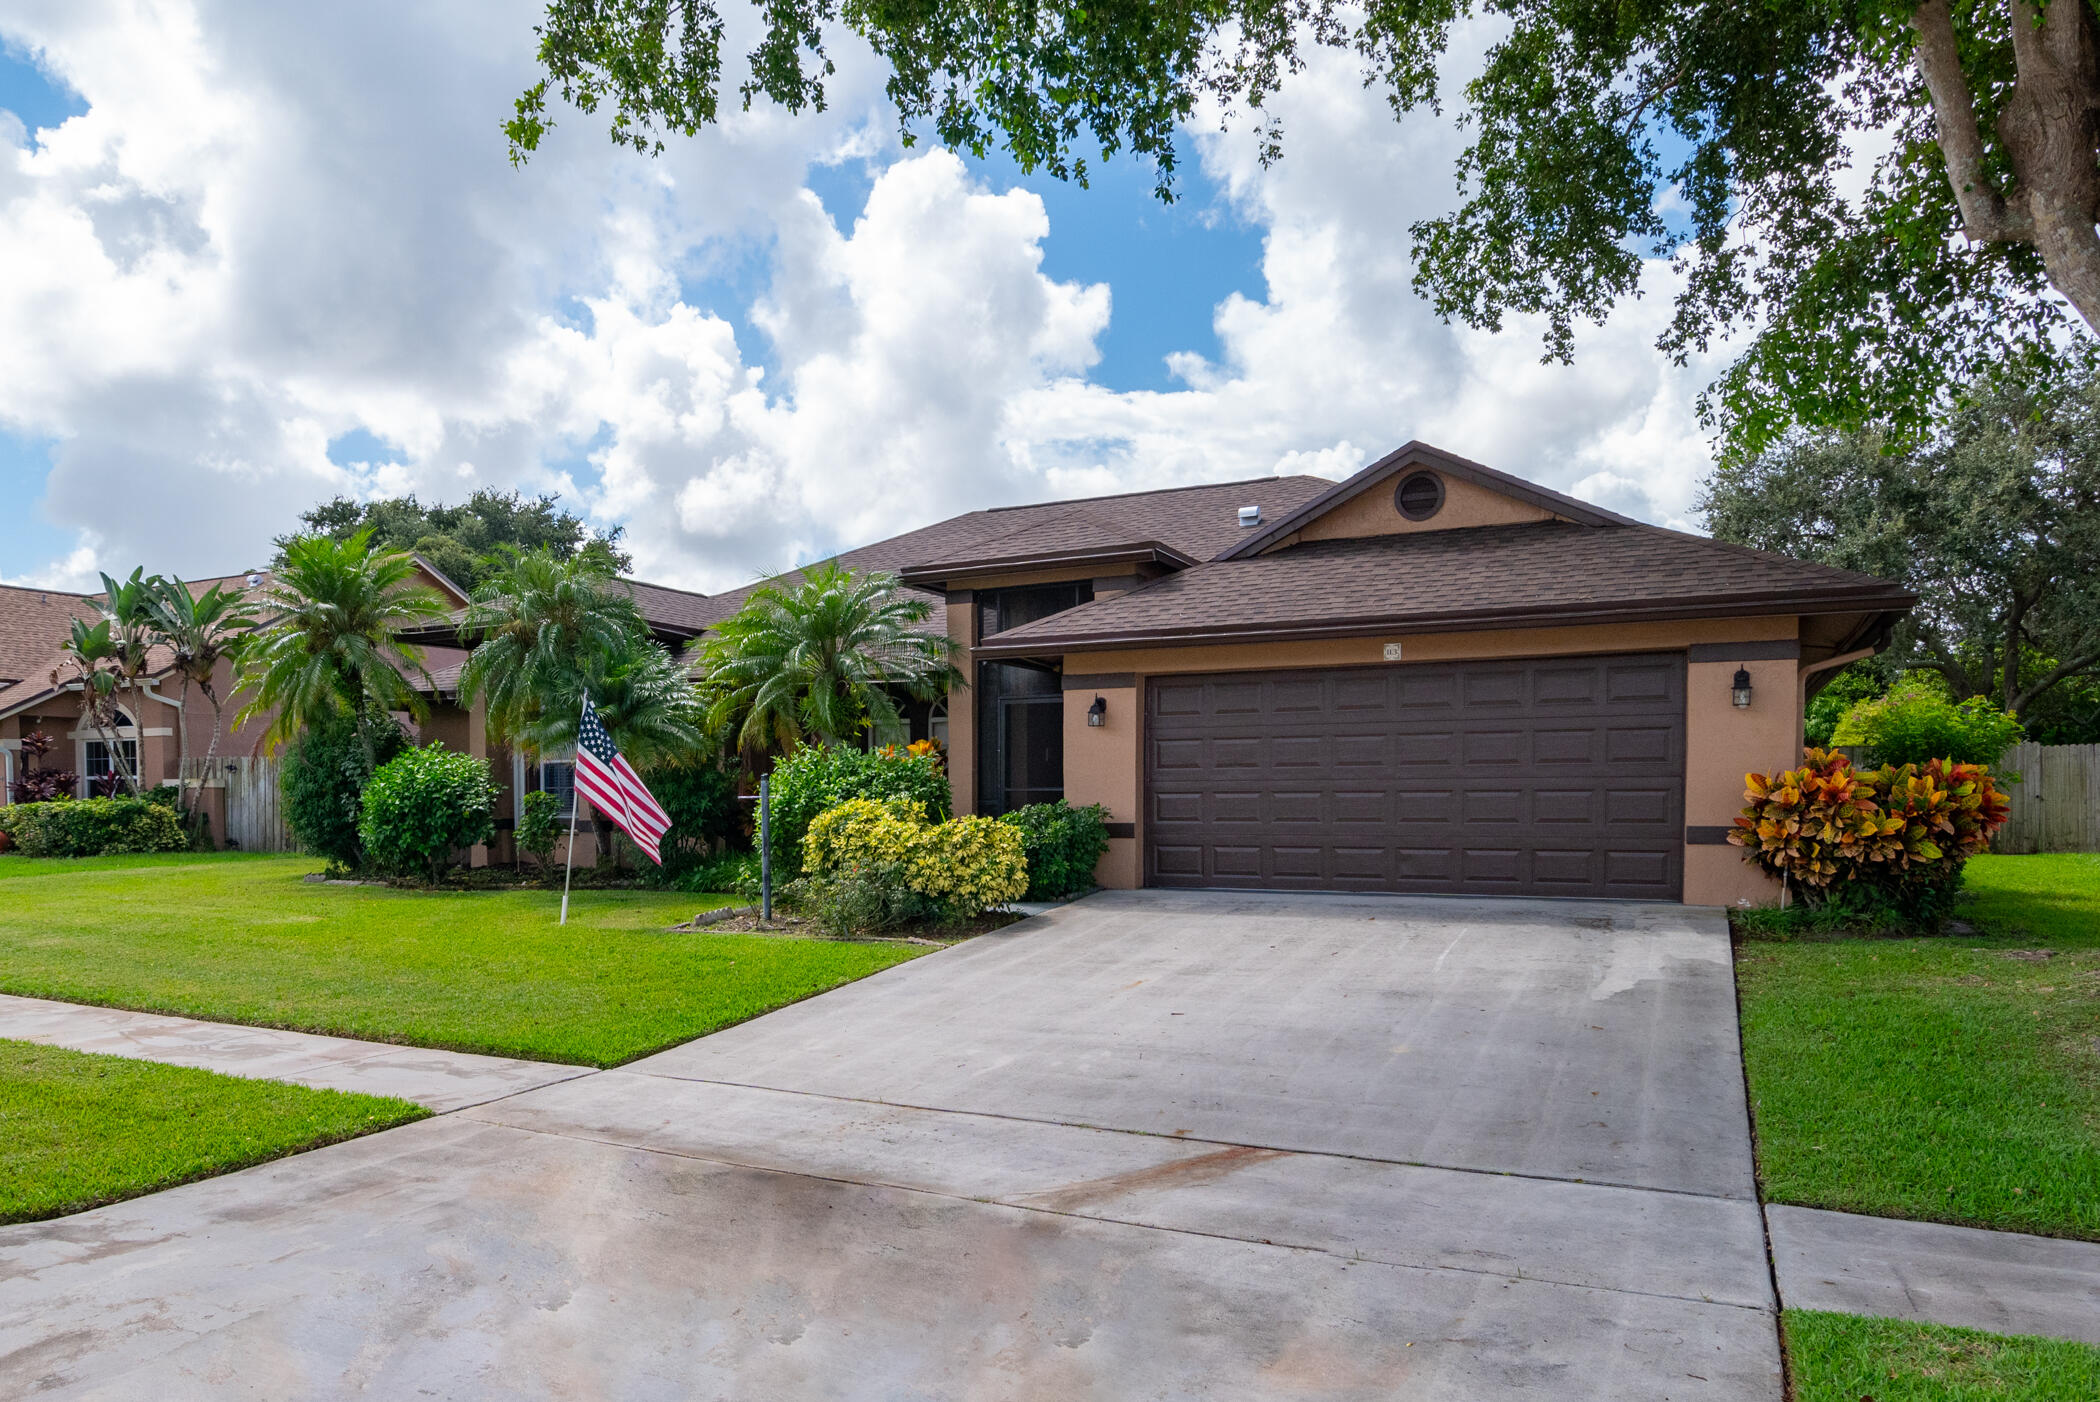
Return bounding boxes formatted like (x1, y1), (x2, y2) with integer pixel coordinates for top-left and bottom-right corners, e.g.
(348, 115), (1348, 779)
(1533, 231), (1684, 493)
(1394, 471), (1444, 521)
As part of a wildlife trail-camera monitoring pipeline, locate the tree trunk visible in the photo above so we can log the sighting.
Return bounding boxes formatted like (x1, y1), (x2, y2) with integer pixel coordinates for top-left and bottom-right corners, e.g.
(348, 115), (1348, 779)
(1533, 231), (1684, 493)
(1913, 0), (2100, 334)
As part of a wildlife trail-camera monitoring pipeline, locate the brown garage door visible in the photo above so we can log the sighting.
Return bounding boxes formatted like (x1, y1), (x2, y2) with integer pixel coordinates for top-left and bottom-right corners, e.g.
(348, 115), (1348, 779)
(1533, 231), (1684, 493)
(1146, 653), (1685, 899)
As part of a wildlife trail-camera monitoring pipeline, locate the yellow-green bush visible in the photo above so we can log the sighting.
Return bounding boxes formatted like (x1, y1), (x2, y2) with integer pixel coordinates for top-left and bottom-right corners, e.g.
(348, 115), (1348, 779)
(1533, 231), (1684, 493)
(800, 797), (1026, 930)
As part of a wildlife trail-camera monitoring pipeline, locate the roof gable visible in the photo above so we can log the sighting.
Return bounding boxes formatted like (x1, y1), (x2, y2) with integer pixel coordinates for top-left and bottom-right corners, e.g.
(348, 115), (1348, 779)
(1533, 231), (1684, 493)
(1218, 442), (1634, 561)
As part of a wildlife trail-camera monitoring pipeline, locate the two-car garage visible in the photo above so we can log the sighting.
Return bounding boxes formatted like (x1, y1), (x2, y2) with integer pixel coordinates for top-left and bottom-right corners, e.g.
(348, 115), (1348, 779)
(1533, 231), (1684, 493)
(1144, 652), (1688, 900)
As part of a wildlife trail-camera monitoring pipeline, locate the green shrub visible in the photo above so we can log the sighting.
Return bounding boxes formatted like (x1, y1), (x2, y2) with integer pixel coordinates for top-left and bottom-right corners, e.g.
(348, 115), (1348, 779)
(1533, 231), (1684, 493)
(516, 789), (562, 872)
(281, 715), (408, 870)
(674, 850), (762, 897)
(0, 797), (186, 857)
(357, 745), (497, 882)
(639, 756), (744, 886)
(767, 744), (949, 877)
(792, 796), (1026, 933)
(1730, 748), (2013, 929)
(140, 784), (181, 810)
(999, 801), (1110, 900)
(1831, 680), (2025, 767)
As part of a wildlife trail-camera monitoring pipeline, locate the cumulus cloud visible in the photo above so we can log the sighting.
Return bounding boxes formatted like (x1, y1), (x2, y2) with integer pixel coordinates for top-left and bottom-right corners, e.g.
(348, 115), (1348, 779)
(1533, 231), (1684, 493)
(0, 1), (1731, 594)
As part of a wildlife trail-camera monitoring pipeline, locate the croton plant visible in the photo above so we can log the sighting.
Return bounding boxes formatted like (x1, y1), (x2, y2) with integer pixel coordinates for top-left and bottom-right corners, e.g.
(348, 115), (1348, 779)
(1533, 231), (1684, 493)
(1730, 748), (2011, 898)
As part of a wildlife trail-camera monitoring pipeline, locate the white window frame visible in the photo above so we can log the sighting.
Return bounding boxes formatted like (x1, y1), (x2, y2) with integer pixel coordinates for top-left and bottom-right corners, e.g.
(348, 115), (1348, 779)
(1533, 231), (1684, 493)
(538, 751), (577, 820)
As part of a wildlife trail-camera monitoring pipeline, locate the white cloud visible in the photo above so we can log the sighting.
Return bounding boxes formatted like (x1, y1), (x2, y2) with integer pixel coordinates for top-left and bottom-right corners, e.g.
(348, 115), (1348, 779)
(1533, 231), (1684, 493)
(0, 1), (1733, 595)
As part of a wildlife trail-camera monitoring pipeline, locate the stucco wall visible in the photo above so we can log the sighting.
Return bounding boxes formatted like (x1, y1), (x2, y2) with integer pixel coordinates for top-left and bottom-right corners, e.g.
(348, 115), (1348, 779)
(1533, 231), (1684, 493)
(1285, 471), (1555, 546)
(1061, 680), (1140, 889)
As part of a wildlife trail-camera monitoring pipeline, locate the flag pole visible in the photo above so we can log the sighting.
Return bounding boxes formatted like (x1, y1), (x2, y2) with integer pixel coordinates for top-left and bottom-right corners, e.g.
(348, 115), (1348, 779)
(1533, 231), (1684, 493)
(558, 787), (580, 926)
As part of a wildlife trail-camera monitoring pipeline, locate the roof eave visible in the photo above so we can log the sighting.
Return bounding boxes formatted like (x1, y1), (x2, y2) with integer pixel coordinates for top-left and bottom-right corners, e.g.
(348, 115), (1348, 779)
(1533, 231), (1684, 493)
(898, 542), (1200, 590)
(973, 588), (1920, 658)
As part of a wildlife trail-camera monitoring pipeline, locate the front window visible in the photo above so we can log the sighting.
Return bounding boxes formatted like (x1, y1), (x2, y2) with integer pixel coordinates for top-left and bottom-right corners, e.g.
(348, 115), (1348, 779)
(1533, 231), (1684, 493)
(83, 739), (138, 795)
(539, 757), (576, 818)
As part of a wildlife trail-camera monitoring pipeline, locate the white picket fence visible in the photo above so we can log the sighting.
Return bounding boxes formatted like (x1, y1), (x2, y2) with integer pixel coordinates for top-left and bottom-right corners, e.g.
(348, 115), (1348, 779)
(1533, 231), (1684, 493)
(181, 756), (293, 853)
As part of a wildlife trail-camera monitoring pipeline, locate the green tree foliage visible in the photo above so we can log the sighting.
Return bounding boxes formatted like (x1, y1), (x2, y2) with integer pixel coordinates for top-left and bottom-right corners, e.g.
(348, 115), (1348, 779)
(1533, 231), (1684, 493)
(145, 576), (259, 833)
(281, 715), (410, 871)
(639, 755), (745, 885)
(236, 530), (450, 760)
(1703, 371), (2100, 719)
(516, 789), (564, 873)
(357, 745), (499, 883)
(295, 488), (630, 591)
(1804, 663), (1896, 750)
(456, 547), (650, 749)
(508, 0), (2100, 452)
(765, 743), (950, 878)
(1831, 679), (2025, 767)
(700, 564), (962, 756)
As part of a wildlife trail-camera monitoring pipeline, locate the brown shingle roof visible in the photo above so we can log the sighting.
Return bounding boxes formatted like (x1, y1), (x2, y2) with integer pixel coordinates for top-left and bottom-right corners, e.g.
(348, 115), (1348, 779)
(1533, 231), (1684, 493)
(0, 584), (97, 686)
(977, 521), (1918, 654)
(613, 578), (714, 636)
(686, 475), (1335, 629)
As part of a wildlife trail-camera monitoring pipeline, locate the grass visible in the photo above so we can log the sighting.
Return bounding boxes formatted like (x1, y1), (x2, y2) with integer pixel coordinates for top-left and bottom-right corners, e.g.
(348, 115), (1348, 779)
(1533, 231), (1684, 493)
(1786, 1310), (2100, 1401)
(1736, 853), (2100, 1240)
(0, 852), (928, 1066)
(0, 1038), (426, 1224)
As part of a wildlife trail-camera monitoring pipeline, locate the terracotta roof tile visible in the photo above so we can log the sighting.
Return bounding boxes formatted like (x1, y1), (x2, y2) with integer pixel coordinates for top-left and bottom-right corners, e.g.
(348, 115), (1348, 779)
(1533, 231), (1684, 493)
(979, 521), (1916, 652)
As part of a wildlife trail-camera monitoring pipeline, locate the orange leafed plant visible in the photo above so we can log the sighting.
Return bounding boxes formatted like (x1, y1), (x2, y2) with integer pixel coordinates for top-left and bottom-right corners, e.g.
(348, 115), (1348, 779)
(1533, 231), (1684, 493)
(1731, 748), (2010, 905)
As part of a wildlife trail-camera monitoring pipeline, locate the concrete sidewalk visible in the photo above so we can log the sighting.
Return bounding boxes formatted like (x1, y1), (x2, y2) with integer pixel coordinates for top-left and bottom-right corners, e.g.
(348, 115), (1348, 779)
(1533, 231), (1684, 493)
(0, 992), (588, 1111)
(1769, 1204), (2100, 1345)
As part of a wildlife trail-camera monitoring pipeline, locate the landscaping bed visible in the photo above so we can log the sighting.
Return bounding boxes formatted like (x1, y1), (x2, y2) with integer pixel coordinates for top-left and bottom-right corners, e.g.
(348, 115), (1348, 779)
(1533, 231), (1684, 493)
(0, 1038), (425, 1225)
(1785, 1310), (2100, 1401)
(0, 852), (927, 1066)
(1735, 853), (2100, 1241)
(672, 907), (1021, 942)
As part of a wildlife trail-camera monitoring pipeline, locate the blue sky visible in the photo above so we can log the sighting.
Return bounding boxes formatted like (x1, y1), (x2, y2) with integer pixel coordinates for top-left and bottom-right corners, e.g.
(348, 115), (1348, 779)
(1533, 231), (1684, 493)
(0, 44), (82, 575)
(0, 4), (1719, 592)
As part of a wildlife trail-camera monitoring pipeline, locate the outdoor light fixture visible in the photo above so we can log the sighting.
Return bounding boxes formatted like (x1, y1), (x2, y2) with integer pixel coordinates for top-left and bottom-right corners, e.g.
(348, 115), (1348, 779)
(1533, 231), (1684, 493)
(1731, 667), (1754, 709)
(1087, 695), (1108, 727)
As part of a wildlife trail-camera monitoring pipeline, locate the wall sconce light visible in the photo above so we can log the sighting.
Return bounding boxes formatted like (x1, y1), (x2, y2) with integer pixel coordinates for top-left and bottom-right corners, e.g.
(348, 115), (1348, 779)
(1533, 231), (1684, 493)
(1086, 695), (1107, 727)
(1731, 667), (1754, 709)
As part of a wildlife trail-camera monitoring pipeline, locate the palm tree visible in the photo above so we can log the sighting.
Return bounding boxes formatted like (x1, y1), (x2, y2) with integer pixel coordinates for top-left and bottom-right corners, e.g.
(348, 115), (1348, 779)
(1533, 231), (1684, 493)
(235, 530), (449, 763)
(148, 576), (260, 831)
(455, 547), (645, 747)
(55, 617), (139, 795)
(699, 563), (962, 757)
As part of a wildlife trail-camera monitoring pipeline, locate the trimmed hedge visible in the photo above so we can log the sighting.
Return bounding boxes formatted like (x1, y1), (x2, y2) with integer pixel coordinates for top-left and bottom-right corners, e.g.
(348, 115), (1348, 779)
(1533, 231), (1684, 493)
(0, 798), (186, 857)
(999, 801), (1110, 901)
(791, 796), (1027, 934)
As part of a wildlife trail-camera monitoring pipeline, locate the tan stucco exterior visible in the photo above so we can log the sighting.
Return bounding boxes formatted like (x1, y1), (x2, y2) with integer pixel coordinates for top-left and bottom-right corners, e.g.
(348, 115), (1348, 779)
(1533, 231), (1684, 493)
(1062, 681), (1141, 889)
(1280, 470), (1556, 548)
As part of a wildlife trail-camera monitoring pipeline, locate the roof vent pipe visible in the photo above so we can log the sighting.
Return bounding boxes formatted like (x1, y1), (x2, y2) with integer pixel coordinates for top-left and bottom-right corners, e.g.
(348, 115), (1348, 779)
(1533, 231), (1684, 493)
(1237, 505), (1261, 528)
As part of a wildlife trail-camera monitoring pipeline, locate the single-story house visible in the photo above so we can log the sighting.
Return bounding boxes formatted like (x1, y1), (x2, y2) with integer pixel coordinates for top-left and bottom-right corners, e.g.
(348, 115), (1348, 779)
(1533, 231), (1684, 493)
(689, 442), (1913, 907)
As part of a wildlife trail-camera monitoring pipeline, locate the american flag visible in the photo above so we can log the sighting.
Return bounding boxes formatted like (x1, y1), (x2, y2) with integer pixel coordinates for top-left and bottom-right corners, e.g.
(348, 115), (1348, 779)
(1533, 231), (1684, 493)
(572, 694), (671, 865)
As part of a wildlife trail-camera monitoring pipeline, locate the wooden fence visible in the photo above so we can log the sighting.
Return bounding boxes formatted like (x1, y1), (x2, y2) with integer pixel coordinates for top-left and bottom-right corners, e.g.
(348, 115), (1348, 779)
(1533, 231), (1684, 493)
(181, 756), (293, 853)
(1992, 742), (2100, 855)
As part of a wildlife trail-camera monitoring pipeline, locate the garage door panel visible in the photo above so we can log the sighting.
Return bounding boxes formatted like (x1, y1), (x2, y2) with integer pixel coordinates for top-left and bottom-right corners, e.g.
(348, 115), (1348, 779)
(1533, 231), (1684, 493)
(1146, 654), (1685, 899)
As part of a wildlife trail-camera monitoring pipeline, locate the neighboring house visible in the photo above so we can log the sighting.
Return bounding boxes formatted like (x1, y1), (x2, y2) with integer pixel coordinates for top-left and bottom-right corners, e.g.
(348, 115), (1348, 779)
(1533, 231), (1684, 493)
(684, 442), (1913, 907)
(0, 562), (714, 865)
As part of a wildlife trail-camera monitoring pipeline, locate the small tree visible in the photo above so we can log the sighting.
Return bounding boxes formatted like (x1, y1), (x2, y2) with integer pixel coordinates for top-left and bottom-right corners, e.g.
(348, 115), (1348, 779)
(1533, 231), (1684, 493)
(516, 788), (563, 875)
(146, 576), (259, 837)
(282, 715), (410, 871)
(357, 745), (497, 883)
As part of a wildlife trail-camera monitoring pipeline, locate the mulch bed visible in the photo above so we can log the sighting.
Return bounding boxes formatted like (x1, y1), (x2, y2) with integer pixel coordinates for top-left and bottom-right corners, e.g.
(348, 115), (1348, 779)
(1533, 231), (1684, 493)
(668, 908), (1022, 944)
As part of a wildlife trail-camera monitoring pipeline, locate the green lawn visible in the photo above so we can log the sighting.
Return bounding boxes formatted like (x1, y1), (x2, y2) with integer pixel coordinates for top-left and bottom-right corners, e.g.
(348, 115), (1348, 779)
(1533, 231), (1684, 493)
(1737, 853), (2100, 1239)
(0, 852), (927, 1066)
(1786, 1310), (2100, 1401)
(0, 1038), (425, 1224)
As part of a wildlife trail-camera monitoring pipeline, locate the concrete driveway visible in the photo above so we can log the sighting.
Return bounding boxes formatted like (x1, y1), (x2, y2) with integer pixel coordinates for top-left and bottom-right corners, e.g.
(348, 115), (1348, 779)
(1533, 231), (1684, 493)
(2, 890), (1780, 1399)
